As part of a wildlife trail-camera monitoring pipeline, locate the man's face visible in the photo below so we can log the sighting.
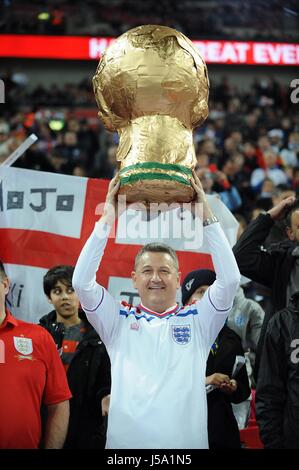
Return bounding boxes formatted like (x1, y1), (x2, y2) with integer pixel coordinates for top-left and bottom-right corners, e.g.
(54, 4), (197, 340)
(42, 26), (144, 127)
(48, 280), (80, 320)
(131, 252), (181, 313)
(188, 285), (209, 303)
(0, 273), (9, 312)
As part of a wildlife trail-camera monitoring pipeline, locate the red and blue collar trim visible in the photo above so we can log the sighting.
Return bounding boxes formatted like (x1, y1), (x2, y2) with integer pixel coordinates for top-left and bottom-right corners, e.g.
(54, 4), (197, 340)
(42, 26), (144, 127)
(137, 303), (180, 318)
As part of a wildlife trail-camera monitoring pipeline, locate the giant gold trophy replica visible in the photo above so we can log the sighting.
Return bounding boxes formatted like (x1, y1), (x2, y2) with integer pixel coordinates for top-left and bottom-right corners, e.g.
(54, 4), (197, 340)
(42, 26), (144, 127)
(93, 25), (209, 205)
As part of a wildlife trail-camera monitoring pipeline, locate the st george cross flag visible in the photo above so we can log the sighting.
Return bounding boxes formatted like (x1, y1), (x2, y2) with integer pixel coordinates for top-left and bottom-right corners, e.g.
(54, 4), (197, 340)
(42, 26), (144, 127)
(0, 167), (238, 323)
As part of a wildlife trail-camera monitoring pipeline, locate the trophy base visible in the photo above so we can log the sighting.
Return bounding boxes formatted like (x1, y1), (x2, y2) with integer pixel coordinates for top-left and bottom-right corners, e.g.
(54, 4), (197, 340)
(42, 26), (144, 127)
(119, 179), (195, 207)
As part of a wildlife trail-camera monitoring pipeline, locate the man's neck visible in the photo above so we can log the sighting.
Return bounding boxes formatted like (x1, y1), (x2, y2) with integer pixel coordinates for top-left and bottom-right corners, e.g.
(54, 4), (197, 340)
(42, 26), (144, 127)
(0, 307), (6, 327)
(56, 312), (81, 327)
(140, 302), (177, 314)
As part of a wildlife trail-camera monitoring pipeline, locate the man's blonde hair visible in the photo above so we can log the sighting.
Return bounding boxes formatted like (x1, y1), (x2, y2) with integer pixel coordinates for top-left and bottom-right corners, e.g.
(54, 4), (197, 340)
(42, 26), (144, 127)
(134, 243), (179, 271)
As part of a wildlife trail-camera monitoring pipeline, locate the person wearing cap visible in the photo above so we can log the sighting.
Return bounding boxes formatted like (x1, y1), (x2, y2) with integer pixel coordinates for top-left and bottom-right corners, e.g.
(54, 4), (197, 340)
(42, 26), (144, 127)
(73, 171), (240, 449)
(181, 269), (250, 449)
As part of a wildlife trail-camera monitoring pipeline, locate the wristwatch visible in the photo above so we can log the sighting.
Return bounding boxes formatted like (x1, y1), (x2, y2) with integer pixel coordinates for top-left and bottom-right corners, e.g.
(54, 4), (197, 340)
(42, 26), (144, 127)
(203, 215), (219, 227)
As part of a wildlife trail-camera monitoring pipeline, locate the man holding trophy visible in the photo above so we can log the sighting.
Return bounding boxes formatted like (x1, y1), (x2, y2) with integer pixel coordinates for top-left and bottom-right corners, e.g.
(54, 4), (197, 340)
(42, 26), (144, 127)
(73, 25), (240, 449)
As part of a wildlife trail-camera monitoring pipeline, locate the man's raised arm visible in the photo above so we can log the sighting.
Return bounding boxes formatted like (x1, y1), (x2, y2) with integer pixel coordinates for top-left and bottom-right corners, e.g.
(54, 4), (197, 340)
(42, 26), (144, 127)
(191, 170), (240, 309)
(190, 171), (240, 348)
(72, 175), (121, 345)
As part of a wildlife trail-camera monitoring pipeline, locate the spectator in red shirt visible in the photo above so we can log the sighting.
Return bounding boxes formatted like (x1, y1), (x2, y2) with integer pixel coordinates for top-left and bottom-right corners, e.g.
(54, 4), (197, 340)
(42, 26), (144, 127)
(0, 260), (72, 449)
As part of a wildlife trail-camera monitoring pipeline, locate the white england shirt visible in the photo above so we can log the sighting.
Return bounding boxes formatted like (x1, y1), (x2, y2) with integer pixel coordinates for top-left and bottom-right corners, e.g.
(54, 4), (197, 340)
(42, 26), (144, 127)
(73, 221), (240, 449)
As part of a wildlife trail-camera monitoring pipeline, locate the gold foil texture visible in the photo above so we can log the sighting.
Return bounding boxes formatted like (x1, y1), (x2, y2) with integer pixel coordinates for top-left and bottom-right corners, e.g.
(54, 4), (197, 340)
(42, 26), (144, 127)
(93, 24), (209, 204)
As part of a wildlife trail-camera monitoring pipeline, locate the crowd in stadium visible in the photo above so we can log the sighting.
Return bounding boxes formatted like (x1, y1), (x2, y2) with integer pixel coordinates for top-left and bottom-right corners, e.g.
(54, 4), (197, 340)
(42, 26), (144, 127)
(1, 0), (299, 452)
(1, 0), (298, 41)
(1, 72), (298, 223)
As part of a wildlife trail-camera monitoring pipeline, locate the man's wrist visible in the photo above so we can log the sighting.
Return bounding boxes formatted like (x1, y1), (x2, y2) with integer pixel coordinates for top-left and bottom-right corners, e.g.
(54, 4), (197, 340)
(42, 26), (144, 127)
(100, 212), (115, 227)
(95, 219), (112, 238)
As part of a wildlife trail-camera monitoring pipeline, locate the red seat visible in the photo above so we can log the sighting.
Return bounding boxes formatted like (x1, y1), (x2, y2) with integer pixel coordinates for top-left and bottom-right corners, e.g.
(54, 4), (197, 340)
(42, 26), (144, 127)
(239, 388), (264, 448)
(240, 426), (264, 449)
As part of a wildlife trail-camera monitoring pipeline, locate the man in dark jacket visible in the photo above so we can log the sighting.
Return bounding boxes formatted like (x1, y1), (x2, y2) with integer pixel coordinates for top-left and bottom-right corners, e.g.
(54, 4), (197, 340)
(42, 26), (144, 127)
(256, 293), (299, 448)
(40, 265), (111, 449)
(233, 195), (299, 312)
(233, 196), (299, 379)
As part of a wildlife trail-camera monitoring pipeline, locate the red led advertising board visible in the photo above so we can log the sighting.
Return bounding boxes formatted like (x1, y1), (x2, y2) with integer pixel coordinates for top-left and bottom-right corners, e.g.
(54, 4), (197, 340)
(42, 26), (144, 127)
(0, 35), (298, 65)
